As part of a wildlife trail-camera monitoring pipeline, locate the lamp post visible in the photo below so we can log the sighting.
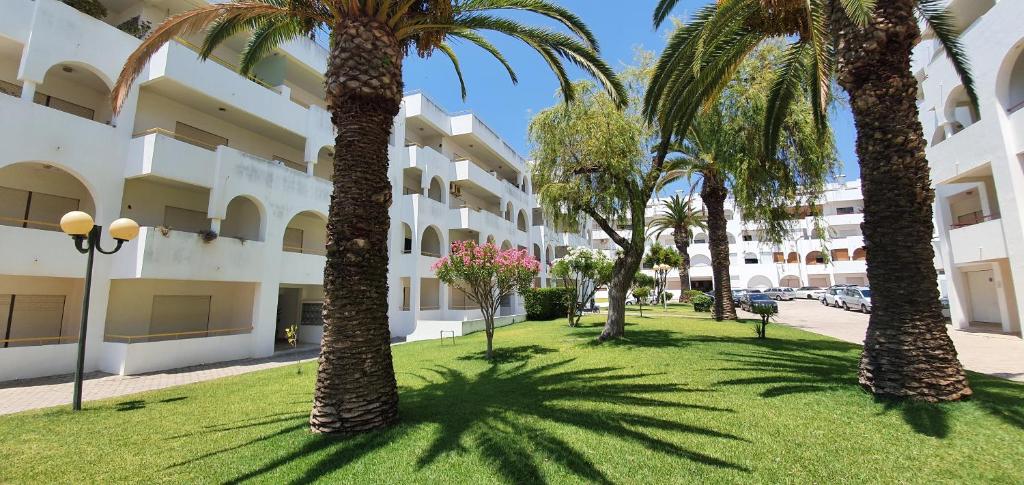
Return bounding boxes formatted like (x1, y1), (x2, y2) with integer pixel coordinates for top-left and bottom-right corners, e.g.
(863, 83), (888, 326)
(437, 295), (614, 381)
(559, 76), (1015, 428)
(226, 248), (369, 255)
(59, 211), (139, 411)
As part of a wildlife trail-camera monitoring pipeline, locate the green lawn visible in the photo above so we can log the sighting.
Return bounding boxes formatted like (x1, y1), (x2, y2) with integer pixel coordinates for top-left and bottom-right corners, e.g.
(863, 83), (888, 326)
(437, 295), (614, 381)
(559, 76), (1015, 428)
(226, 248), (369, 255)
(2, 312), (1023, 483)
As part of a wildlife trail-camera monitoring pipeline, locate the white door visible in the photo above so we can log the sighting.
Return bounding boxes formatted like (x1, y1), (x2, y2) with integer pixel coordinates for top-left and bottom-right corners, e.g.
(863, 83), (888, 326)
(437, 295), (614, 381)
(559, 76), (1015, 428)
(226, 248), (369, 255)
(966, 270), (1000, 323)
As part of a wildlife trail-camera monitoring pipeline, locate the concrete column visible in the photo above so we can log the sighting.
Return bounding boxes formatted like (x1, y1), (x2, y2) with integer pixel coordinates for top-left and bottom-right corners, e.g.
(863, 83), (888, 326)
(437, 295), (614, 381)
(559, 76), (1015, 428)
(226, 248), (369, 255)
(19, 80), (36, 101)
(934, 190), (970, 330)
(209, 218), (222, 233)
(306, 161), (315, 176)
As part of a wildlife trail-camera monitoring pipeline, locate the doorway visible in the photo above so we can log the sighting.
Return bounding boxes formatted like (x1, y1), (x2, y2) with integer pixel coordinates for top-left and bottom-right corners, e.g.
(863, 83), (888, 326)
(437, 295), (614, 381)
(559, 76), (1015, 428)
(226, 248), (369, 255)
(276, 287), (302, 348)
(965, 269), (1000, 324)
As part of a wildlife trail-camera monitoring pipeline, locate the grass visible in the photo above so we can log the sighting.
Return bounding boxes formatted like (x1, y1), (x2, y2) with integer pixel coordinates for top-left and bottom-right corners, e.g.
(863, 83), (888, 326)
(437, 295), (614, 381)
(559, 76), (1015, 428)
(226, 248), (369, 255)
(2, 312), (1023, 484)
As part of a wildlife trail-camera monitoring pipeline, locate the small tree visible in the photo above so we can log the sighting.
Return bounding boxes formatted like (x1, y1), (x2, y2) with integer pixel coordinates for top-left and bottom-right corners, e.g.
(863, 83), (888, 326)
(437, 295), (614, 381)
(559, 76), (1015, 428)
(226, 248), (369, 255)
(643, 243), (681, 309)
(631, 272), (655, 317)
(434, 241), (539, 360)
(550, 247), (614, 327)
(284, 324), (301, 374)
(751, 304), (778, 339)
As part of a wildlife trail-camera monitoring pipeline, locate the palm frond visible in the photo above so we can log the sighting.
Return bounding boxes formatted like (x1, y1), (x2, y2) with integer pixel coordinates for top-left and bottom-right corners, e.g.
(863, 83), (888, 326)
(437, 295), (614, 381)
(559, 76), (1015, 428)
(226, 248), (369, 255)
(239, 17), (310, 75)
(459, 0), (600, 51)
(437, 42), (468, 99)
(446, 30), (519, 84)
(918, 0), (978, 112)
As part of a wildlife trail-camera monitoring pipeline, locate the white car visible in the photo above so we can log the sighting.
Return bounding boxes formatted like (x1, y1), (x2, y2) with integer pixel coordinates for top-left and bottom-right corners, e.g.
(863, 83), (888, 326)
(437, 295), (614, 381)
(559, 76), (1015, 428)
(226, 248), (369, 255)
(763, 287), (796, 301)
(821, 286), (844, 307)
(794, 286), (825, 300)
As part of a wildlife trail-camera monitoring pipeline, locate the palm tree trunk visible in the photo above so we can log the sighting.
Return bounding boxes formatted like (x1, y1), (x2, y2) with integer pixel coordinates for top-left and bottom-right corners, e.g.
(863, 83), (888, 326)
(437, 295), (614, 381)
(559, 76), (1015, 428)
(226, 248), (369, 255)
(601, 248), (641, 340)
(834, 1), (970, 401)
(674, 230), (691, 300)
(310, 18), (403, 434)
(702, 175), (736, 321)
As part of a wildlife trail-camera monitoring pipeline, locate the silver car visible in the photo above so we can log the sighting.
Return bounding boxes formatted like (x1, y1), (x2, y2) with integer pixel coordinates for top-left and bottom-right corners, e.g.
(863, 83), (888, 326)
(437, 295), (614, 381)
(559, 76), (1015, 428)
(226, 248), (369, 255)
(764, 287), (796, 301)
(842, 287), (872, 313)
(794, 286), (825, 300)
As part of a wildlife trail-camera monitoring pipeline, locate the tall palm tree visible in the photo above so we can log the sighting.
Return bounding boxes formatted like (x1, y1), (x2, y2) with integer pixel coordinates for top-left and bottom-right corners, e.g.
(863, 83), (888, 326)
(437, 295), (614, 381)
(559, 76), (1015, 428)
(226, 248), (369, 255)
(111, 0), (625, 434)
(646, 0), (973, 402)
(648, 195), (706, 300)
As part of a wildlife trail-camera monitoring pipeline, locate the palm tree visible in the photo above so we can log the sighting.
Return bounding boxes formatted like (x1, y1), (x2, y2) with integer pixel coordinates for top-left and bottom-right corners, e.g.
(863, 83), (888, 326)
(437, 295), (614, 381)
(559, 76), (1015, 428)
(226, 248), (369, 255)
(648, 195), (706, 300)
(646, 0), (973, 402)
(111, 0), (625, 434)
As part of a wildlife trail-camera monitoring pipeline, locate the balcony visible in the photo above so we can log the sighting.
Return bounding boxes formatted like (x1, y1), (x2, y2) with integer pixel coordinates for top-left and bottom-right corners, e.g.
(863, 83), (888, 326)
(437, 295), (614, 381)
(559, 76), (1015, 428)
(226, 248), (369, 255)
(453, 160), (504, 198)
(450, 114), (527, 172)
(948, 218), (1007, 265)
(111, 227), (268, 282)
(926, 119), (1002, 184)
(450, 207), (511, 237)
(407, 145), (451, 175)
(125, 131), (216, 188)
(141, 41), (307, 138)
(279, 251), (326, 285)
(0, 0), (34, 43)
(0, 225), (85, 278)
(403, 92), (453, 135)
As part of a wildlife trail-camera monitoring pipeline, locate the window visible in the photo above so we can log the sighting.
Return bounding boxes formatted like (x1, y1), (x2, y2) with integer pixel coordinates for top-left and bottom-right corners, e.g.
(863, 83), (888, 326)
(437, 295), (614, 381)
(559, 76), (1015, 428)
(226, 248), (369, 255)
(283, 227), (304, 253)
(744, 255), (758, 264)
(836, 207), (855, 215)
(34, 92), (95, 120)
(2, 294), (68, 347)
(0, 186), (80, 231)
(174, 122), (228, 151)
(742, 234), (753, 242)
(163, 206), (208, 233)
(150, 295), (211, 339)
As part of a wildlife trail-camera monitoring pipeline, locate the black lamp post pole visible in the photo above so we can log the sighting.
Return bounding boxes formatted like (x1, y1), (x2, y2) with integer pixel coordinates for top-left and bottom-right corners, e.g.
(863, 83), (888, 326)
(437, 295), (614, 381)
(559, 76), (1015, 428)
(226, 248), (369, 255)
(71, 225), (125, 411)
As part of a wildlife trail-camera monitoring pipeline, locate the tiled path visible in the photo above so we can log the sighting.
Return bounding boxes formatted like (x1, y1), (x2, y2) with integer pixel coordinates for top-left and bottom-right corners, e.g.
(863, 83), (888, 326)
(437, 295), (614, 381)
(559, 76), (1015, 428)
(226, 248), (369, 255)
(0, 348), (320, 416)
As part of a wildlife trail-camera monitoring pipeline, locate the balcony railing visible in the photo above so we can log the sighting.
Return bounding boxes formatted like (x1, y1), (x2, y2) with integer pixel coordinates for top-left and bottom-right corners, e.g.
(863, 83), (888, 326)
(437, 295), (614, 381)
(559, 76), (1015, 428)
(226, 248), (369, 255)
(132, 127), (222, 151)
(951, 212), (998, 229)
(1, 335), (78, 348)
(174, 37), (280, 93)
(283, 245), (327, 256)
(105, 326), (252, 344)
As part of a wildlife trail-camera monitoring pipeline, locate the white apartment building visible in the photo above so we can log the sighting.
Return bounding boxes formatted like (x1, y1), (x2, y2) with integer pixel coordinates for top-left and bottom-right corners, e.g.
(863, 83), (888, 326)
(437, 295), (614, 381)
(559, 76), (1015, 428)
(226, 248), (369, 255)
(592, 181), (870, 294)
(0, 0), (588, 381)
(914, 0), (1024, 338)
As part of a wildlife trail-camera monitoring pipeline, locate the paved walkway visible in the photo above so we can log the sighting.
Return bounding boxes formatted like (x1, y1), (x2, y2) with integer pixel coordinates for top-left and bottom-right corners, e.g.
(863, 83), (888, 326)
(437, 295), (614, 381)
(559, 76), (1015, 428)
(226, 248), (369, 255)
(0, 348), (320, 416)
(740, 299), (1024, 382)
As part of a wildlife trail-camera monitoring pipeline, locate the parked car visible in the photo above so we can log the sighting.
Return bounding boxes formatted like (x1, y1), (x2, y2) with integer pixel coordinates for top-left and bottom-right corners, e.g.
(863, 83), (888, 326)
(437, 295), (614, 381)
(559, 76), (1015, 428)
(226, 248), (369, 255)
(731, 289), (746, 305)
(940, 296), (950, 318)
(794, 286), (825, 300)
(821, 286), (844, 307)
(842, 287), (872, 313)
(741, 292), (779, 313)
(764, 287), (796, 301)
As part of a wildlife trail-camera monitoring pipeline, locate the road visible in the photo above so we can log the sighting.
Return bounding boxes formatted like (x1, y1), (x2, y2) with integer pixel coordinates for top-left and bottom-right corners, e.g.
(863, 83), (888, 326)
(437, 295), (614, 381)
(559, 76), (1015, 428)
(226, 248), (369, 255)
(739, 299), (1024, 382)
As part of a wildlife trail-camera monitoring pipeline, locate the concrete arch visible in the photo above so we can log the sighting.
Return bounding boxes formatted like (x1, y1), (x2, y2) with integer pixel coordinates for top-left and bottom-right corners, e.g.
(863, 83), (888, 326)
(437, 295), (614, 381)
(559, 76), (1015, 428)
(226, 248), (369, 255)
(504, 201), (514, 221)
(805, 251), (825, 265)
(996, 35), (1024, 111)
(691, 254), (711, 267)
(545, 245), (555, 264)
(780, 275), (801, 287)
(500, 240), (512, 251)
(786, 251), (799, 264)
(401, 222), (413, 253)
(421, 224), (445, 257)
(0, 161), (97, 230)
(282, 210), (327, 255)
(727, 232), (737, 244)
(427, 176), (445, 203)
(221, 194), (265, 241)
(35, 62), (114, 124)
(743, 252), (759, 264)
(853, 247), (867, 261)
(692, 232), (707, 244)
(747, 275), (773, 290)
(485, 234), (496, 244)
(943, 85), (979, 131)
(517, 209), (528, 232)
(532, 243), (542, 261)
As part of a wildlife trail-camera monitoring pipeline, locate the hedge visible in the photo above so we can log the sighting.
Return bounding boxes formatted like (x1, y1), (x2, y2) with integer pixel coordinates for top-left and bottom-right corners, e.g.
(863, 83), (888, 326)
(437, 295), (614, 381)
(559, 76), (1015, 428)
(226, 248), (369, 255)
(523, 287), (571, 320)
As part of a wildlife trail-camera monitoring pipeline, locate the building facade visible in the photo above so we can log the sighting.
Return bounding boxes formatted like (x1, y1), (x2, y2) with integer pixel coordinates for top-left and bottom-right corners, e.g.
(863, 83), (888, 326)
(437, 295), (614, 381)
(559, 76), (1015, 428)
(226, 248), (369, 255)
(592, 181), (871, 295)
(0, 0), (587, 381)
(914, 0), (1024, 337)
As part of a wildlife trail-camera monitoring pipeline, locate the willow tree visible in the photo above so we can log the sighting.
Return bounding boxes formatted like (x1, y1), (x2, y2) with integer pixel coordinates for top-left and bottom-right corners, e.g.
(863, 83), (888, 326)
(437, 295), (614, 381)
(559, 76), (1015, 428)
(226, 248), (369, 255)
(530, 62), (664, 341)
(111, 0), (624, 434)
(648, 0), (975, 401)
(659, 43), (836, 321)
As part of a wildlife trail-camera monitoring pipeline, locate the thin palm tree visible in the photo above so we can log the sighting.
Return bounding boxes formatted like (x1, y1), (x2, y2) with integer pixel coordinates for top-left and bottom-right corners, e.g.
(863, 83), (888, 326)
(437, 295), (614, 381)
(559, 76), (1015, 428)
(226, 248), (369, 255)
(648, 195), (706, 300)
(646, 0), (973, 402)
(111, 0), (625, 434)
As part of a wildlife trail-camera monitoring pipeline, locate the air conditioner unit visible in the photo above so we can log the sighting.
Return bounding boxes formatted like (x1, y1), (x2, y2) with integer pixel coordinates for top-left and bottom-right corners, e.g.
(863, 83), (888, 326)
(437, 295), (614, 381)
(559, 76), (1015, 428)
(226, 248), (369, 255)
(449, 182), (462, 198)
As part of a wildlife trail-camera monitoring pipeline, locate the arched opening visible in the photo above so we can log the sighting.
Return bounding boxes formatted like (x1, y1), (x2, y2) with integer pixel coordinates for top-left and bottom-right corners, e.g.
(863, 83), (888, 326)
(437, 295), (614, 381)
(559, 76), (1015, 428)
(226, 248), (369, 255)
(421, 226), (442, 257)
(786, 251), (799, 263)
(504, 202), (513, 221)
(500, 240), (512, 251)
(282, 211), (326, 255)
(485, 234), (496, 244)
(743, 252), (759, 264)
(691, 255), (711, 267)
(947, 0), (995, 33)
(772, 252), (785, 263)
(36, 63), (112, 124)
(314, 146), (334, 181)
(944, 85), (979, 133)
(1003, 42), (1024, 113)
(427, 176), (445, 203)
(931, 128), (947, 146)
(0, 162), (95, 232)
(727, 233), (737, 244)
(692, 232), (707, 244)
(780, 275), (801, 288)
(517, 210), (528, 232)
(401, 223), (413, 254)
(805, 251), (825, 265)
(532, 244), (541, 261)
(747, 275), (772, 290)
(723, 209), (734, 220)
(545, 246), (554, 265)
(831, 248), (850, 262)
(221, 196), (263, 241)
(852, 247), (867, 261)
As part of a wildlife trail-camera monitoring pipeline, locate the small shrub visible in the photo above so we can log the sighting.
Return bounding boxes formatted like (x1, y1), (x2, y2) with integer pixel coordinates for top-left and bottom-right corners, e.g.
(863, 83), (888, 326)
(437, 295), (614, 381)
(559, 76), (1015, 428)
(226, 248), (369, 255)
(692, 294), (713, 312)
(523, 287), (571, 320)
(683, 289), (705, 303)
(752, 304), (778, 338)
(117, 16), (152, 39)
(661, 291), (674, 303)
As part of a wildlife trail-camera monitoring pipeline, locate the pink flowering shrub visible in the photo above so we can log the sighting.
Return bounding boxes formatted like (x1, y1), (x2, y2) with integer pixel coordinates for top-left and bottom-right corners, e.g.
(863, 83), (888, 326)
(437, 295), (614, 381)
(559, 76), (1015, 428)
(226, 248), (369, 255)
(433, 240), (540, 359)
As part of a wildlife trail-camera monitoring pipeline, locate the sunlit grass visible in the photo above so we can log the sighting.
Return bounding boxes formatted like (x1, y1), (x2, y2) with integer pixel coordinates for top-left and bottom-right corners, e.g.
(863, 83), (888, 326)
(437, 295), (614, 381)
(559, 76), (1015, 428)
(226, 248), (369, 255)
(2, 311), (1022, 483)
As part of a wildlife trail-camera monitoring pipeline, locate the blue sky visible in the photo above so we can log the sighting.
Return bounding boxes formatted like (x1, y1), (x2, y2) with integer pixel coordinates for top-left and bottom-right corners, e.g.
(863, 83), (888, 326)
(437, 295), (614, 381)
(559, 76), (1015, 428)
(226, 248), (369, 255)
(403, 0), (860, 182)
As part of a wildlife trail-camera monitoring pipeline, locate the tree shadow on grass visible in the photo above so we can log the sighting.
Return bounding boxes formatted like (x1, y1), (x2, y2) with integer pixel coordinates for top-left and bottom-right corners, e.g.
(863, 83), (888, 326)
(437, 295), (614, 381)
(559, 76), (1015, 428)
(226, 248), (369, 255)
(114, 396), (188, 412)
(706, 336), (1024, 437)
(173, 358), (748, 484)
(456, 344), (558, 363)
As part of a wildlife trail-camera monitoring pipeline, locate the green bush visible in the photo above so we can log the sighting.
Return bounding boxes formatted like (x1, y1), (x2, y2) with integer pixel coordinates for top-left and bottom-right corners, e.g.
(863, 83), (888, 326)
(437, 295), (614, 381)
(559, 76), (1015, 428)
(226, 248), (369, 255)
(523, 287), (571, 320)
(692, 294), (713, 312)
(683, 289), (705, 303)
(660, 291), (674, 303)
